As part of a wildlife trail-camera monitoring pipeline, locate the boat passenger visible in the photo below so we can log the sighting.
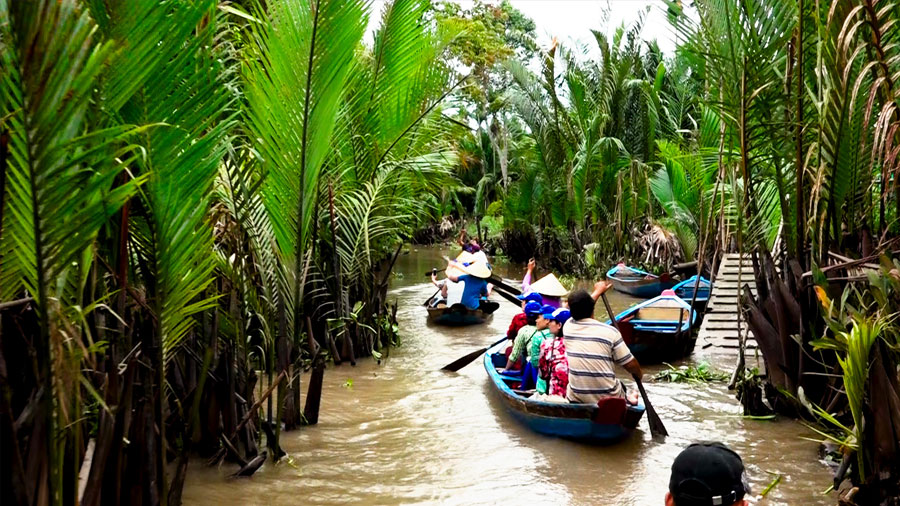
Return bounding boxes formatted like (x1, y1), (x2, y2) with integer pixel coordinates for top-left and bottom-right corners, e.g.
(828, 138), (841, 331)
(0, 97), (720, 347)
(522, 259), (567, 308)
(666, 442), (749, 506)
(430, 270), (449, 307)
(457, 230), (482, 254)
(563, 283), (642, 405)
(507, 291), (542, 341)
(530, 304), (556, 367)
(444, 257), (492, 310)
(537, 308), (570, 396)
(503, 301), (542, 372)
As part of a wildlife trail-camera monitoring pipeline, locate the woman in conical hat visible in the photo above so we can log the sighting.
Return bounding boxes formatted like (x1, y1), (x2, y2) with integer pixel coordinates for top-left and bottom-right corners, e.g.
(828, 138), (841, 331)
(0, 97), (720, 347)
(445, 254), (492, 310)
(522, 258), (567, 308)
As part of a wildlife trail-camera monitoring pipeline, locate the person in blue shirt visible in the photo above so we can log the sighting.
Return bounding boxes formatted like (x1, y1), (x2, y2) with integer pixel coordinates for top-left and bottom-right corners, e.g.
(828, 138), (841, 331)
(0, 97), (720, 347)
(444, 256), (492, 310)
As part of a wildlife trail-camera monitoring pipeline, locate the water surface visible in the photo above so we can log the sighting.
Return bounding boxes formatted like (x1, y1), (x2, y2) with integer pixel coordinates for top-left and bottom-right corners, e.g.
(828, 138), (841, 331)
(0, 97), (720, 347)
(184, 246), (831, 505)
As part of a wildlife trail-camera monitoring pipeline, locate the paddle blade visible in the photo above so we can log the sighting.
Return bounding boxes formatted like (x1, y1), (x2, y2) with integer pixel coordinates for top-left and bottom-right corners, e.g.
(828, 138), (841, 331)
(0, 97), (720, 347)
(646, 408), (668, 437)
(480, 301), (500, 314)
(441, 347), (488, 372)
(634, 376), (668, 437)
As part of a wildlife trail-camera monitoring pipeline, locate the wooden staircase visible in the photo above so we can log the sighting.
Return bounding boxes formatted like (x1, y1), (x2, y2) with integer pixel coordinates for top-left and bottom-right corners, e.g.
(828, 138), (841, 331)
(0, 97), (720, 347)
(697, 253), (758, 352)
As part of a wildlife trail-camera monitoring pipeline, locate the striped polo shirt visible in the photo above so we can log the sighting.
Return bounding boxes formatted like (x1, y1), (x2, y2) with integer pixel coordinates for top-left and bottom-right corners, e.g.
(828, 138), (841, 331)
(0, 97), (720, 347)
(563, 318), (634, 403)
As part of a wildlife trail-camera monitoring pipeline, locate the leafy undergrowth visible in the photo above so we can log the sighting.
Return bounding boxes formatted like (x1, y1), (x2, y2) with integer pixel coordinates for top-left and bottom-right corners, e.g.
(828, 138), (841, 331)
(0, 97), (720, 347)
(653, 362), (729, 383)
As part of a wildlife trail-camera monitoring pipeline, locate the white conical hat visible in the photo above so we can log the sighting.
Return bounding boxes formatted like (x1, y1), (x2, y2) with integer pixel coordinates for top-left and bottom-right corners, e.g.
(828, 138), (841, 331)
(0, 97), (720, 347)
(529, 273), (568, 297)
(446, 251), (492, 279)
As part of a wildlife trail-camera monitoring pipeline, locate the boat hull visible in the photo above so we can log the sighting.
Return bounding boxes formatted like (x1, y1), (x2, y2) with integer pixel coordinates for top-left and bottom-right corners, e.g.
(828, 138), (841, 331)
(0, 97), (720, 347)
(609, 277), (676, 298)
(607, 265), (676, 298)
(426, 301), (498, 326)
(483, 343), (644, 444)
(672, 276), (711, 311)
(625, 329), (697, 364)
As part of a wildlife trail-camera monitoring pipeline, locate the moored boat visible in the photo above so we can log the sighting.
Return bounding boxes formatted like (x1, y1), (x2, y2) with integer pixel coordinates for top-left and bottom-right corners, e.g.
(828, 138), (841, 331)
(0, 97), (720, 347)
(606, 263), (676, 298)
(672, 275), (712, 311)
(606, 290), (697, 364)
(483, 341), (645, 444)
(426, 299), (499, 326)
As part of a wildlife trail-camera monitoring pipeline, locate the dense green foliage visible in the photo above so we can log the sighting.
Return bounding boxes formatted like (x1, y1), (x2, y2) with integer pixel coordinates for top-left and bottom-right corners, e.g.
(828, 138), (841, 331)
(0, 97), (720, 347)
(2, 0), (900, 503)
(0, 0), (460, 503)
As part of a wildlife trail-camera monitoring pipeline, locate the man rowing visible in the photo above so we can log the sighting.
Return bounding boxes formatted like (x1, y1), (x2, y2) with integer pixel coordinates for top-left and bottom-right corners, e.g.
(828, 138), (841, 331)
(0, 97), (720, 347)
(563, 282), (641, 405)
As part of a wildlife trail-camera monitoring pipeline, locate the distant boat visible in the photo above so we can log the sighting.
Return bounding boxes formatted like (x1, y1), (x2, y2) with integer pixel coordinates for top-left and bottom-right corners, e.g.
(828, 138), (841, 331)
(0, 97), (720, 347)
(606, 290), (697, 364)
(672, 275), (712, 311)
(426, 300), (499, 326)
(483, 341), (645, 444)
(606, 263), (676, 298)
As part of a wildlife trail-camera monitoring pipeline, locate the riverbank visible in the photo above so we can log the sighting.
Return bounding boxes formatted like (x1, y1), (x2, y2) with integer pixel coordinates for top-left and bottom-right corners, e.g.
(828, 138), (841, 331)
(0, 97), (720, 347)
(183, 246), (831, 505)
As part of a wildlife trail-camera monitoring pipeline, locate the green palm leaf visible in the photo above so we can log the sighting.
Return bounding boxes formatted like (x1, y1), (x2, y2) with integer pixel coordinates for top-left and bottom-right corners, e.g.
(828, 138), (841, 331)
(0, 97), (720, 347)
(0, 1), (141, 304)
(101, 0), (235, 364)
(245, 0), (370, 338)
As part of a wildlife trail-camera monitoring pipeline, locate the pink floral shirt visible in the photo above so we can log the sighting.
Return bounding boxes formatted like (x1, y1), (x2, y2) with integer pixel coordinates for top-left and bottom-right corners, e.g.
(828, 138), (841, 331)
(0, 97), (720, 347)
(538, 336), (568, 396)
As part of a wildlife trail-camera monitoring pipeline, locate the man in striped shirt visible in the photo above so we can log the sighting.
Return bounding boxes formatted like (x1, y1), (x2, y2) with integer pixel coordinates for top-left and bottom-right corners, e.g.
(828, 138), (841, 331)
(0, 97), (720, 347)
(563, 282), (642, 404)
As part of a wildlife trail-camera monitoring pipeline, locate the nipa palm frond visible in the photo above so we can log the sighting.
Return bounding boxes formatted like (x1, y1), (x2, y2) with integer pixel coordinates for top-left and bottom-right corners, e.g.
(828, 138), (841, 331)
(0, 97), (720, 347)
(0, 0), (141, 313)
(245, 0), (370, 339)
(108, 0), (235, 364)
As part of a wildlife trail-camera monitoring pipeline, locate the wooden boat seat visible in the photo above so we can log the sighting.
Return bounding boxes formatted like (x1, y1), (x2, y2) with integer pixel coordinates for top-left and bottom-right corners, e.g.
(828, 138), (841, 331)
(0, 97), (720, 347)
(635, 306), (689, 321)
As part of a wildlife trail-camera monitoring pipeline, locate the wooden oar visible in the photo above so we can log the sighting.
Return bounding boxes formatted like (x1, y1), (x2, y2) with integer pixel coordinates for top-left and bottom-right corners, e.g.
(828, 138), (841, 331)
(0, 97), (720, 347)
(489, 280), (523, 306)
(441, 336), (507, 372)
(599, 292), (668, 437)
(487, 276), (522, 297)
(422, 288), (440, 307)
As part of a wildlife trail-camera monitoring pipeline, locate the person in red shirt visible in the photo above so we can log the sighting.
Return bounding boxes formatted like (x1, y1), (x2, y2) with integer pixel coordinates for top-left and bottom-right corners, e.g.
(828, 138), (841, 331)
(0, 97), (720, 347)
(504, 291), (542, 370)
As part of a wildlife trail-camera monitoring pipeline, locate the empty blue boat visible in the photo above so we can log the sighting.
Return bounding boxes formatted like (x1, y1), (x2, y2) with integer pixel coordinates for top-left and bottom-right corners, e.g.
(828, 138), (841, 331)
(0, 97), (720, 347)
(606, 290), (698, 364)
(483, 342), (645, 444)
(606, 263), (676, 298)
(672, 275), (712, 310)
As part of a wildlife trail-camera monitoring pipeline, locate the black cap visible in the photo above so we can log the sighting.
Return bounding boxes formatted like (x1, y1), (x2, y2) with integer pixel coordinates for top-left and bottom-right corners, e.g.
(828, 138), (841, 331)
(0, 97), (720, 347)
(669, 442), (748, 506)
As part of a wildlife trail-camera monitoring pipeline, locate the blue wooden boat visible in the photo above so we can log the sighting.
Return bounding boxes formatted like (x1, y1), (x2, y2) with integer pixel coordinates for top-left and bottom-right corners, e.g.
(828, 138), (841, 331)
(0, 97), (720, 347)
(672, 275), (712, 311)
(606, 290), (698, 364)
(606, 263), (676, 298)
(483, 342), (645, 444)
(426, 300), (498, 326)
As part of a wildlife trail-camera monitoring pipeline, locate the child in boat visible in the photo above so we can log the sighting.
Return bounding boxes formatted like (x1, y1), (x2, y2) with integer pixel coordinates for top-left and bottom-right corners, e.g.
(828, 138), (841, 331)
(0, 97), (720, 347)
(503, 301), (542, 373)
(517, 304), (555, 389)
(429, 270), (449, 307)
(537, 308), (570, 397)
(530, 305), (556, 367)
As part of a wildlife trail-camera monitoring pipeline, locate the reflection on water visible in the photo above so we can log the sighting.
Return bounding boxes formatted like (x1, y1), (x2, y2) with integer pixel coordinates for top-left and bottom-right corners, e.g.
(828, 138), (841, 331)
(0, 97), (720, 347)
(183, 246), (831, 505)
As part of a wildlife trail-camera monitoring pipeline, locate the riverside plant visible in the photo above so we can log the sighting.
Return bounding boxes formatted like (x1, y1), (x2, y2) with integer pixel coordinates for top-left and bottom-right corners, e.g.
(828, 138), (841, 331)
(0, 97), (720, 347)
(0, 0), (462, 503)
(653, 362), (729, 384)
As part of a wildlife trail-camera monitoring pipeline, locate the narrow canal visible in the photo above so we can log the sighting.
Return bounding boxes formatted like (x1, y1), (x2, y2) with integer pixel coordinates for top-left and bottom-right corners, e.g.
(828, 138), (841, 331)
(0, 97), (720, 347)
(183, 246), (831, 505)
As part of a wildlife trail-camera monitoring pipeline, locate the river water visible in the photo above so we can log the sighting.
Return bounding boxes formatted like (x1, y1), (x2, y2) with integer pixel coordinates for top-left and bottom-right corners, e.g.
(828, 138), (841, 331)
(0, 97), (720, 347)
(183, 246), (832, 505)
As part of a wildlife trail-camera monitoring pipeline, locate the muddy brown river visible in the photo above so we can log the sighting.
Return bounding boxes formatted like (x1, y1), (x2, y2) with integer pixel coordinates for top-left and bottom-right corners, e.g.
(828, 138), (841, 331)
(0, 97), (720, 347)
(183, 246), (832, 505)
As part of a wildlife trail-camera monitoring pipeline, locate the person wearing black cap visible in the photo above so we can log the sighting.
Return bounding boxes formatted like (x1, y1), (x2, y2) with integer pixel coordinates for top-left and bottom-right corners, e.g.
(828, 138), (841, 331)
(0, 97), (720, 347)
(666, 442), (750, 506)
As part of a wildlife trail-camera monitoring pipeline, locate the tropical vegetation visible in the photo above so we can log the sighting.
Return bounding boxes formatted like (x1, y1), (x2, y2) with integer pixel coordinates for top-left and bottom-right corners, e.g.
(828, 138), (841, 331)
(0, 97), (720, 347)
(3, 0), (900, 504)
(1, 0), (459, 503)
